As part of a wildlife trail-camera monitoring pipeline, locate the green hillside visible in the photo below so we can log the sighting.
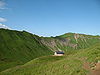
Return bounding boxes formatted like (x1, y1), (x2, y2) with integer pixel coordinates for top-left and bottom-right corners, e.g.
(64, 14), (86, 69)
(0, 29), (100, 74)
(0, 43), (100, 75)
(41, 33), (100, 51)
(0, 29), (53, 72)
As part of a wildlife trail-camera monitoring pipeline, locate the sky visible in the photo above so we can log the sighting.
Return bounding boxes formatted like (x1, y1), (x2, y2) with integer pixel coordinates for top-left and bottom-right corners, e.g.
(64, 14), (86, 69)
(0, 0), (100, 36)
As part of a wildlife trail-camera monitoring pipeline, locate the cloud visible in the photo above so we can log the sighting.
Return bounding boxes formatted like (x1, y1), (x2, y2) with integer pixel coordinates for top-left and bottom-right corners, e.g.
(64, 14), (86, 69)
(0, 0), (6, 9)
(0, 23), (10, 29)
(0, 17), (7, 22)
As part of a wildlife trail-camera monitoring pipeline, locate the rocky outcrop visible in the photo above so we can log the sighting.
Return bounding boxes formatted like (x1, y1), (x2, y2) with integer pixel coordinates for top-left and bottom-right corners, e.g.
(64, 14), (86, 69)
(40, 33), (100, 51)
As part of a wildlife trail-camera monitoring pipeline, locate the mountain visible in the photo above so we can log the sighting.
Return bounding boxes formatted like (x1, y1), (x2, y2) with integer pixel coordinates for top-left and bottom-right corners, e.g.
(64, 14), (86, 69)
(0, 29), (52, 72)
(0, 29), (100, 74)
(41, 33), (100, 51)
(1, 43), (100, 75)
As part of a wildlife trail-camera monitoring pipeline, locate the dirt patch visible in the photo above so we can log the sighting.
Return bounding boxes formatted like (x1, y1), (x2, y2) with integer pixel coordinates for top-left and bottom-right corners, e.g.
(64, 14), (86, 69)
(83, 62), (91, 71)
(89, 62), (100, 75)
(83, 61), (100, 75)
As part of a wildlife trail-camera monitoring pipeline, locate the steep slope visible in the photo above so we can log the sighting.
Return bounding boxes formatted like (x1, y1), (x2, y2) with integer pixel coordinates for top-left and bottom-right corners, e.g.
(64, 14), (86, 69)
(41, 33), (100, 51)
(1, 43), (100, 75)
(0, 29), (100, 73)
(0, 29), (53, 72)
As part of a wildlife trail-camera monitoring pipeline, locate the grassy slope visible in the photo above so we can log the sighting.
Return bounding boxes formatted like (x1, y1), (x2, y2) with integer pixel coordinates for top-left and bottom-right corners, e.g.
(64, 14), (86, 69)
(0, 29), (53, 72)
(41, 33), (100, 51)
(59, 33), (100, 49)
(1, 43), (100, 75)
(0, 29), (100, 74)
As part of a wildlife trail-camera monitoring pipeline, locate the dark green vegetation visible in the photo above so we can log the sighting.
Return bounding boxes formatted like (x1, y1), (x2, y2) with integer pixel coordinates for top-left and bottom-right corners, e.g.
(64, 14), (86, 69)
(0, 29), (100, 75)
(0, 29), (52, 72)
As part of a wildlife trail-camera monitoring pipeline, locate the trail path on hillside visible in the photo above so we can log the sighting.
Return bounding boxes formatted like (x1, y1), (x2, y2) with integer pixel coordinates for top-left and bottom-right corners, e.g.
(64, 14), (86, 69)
(89, 62), (100, 75)
(83, 61), (100, 75)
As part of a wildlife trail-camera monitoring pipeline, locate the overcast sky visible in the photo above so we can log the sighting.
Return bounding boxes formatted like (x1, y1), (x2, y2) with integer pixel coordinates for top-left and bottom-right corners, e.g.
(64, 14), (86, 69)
(0, 0), (100, 36)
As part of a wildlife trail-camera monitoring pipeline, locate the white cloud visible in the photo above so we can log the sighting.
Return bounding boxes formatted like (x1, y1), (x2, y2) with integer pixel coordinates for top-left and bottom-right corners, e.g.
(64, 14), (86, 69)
(0, 23), (10, 29)
(0, 0), (6, 9)
(0, 17), (7, 22)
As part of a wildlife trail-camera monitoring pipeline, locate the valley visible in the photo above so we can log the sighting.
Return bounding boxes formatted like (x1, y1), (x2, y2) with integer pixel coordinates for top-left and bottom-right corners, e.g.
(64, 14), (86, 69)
(0, 29), (100, 75)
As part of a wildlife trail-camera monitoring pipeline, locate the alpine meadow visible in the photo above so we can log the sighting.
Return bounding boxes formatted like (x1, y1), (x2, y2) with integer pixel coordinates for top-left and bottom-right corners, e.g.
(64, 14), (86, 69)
(0, 29), (100, 75)
(0, 0), (100, 75)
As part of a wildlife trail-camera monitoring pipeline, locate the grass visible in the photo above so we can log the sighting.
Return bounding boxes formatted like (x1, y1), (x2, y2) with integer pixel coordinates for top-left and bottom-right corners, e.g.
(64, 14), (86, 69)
(0, 29), (100, 75)
(0, 43), (100, 75)
(0, 29), (53, 72)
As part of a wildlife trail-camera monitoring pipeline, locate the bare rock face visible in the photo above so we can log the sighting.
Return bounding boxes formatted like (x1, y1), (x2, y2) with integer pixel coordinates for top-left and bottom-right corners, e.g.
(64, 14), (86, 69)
(40, 33), (100, 51)
(40, 38), (70, 51)
(41, 38), (79, 51)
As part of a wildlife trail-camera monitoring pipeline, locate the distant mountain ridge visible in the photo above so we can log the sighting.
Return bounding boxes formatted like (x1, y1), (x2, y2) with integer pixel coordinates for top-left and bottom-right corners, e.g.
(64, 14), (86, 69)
(41, 33), (100, 51)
